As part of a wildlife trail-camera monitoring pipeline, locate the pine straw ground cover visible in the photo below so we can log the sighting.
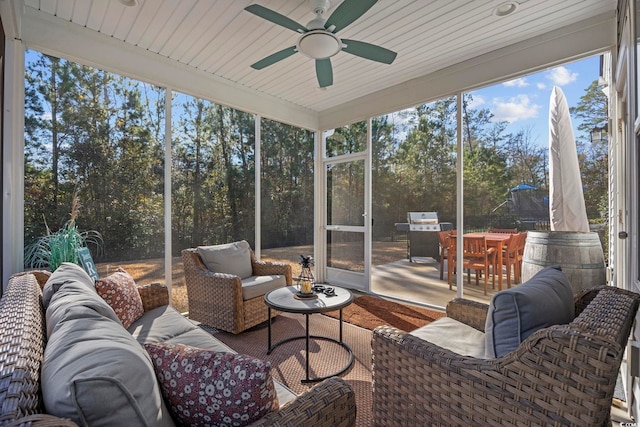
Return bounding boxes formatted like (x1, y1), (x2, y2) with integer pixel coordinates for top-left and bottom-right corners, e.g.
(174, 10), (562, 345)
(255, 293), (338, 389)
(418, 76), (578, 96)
(96, 241), (407, 314)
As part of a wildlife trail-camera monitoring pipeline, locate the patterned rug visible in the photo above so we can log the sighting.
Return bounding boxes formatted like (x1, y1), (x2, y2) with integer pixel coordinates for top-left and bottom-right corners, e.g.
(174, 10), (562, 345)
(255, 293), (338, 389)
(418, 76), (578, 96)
(206, 297), (443, 427)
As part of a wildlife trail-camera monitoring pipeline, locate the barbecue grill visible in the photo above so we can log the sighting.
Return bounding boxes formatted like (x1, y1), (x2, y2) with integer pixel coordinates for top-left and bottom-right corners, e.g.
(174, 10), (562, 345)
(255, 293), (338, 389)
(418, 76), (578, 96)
(395, 212), (454, 262)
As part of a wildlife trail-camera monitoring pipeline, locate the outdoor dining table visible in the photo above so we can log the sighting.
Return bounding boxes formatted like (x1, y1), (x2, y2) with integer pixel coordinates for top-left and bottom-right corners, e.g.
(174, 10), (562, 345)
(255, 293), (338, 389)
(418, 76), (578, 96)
(463, 232), (513, 291)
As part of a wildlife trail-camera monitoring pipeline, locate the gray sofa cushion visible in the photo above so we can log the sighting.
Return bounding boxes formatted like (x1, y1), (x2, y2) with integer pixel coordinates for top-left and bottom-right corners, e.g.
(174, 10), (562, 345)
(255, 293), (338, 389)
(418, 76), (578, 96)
(44, 262), (120, 337)
(485, 265), (574, 358)
(197, 240), (253, 279)
(42, 262), (101, 309)
(242, 275), (287, 300)
(42, 303), (173, 427)
(42, 263), (174, 426)
(128, 305), (199, 343)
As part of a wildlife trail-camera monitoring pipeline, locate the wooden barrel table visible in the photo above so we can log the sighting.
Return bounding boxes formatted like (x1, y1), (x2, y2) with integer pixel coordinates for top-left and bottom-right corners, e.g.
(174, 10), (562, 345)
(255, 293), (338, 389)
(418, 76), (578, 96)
(521, 231), (606, 294)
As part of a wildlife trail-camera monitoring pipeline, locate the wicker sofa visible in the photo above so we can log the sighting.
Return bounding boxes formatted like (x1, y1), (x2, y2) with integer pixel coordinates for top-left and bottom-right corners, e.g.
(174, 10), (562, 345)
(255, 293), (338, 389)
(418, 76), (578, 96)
(0, 267), (356, 426)
(372, 284), (640, 426)
(182, 242), (293, 334)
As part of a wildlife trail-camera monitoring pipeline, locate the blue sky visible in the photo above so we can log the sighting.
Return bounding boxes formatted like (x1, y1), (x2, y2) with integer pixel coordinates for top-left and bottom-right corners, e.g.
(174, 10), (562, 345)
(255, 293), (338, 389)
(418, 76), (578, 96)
(468, 54), (601, 147)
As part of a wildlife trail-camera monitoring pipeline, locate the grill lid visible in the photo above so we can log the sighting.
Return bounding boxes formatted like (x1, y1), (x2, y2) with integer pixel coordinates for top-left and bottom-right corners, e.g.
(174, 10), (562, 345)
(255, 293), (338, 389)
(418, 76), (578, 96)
(407, 212), (438, 224)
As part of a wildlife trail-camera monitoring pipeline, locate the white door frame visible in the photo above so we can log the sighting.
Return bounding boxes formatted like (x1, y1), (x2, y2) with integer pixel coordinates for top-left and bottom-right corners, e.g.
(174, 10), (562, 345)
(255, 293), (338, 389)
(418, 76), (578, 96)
(315, 121), (372, 292)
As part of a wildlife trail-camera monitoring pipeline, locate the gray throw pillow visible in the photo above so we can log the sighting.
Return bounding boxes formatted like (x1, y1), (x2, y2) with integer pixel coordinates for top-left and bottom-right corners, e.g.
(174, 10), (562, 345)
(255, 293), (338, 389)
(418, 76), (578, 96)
(484, 265), (574, 358)
(197, 240), (253, 279)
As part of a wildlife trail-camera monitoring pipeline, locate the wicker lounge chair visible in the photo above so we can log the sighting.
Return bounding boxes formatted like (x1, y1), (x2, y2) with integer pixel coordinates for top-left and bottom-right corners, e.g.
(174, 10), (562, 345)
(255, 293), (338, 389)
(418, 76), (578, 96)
(372, 285), (640, 426)
(182, 245), (293, 334)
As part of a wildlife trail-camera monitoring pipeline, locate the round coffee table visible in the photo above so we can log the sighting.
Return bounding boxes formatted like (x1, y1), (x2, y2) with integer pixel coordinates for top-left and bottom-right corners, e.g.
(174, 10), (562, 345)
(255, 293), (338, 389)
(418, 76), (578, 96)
(264, 285), (354, 383)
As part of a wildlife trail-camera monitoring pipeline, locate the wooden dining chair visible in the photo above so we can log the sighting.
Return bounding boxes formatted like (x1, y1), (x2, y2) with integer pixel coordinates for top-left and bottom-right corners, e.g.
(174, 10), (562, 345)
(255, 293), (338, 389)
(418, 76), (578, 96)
(463, 236), (497, 295)
(446, 235), (458, 290)
(448, 235), (496, 295)
(487, 227), (517, 234)
(515, 231), (527, 279)
(437, 230), (452, 280)
(502, 232), (525, 288)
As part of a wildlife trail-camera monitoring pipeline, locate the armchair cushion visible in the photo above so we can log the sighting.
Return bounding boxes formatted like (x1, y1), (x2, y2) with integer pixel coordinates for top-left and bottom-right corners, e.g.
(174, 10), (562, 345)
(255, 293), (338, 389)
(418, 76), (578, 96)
(485, 265), (574, 358)
(197, 241), (253, 279)
(241, 275), (287, 300)
(410, 317), (486, 358)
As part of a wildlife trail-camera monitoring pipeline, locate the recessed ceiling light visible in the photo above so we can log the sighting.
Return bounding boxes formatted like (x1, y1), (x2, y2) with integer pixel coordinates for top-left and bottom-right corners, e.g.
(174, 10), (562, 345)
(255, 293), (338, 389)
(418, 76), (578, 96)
(493, 2), (519, 17)
(119, 0), (138, 6)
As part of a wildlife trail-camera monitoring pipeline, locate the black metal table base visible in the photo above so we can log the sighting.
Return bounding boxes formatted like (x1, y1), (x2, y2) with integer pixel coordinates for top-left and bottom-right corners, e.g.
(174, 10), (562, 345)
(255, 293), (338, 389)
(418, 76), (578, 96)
(267, 308), (354, 383)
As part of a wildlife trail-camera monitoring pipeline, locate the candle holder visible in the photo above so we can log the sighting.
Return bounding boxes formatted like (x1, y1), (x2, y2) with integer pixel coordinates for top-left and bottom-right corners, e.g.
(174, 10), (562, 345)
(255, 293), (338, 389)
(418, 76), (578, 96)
(297, 255), (315, 295)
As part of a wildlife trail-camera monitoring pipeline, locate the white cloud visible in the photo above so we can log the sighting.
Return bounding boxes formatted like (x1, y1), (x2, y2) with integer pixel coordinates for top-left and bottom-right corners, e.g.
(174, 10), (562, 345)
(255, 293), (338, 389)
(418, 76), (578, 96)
(467, 94), (485, 108)
(491, 94), (540, 123)
(41, 112), (52, 120)
(503, 77), (528, 87)
(547, 66), (578, 86)
(537, 82), (546, 90)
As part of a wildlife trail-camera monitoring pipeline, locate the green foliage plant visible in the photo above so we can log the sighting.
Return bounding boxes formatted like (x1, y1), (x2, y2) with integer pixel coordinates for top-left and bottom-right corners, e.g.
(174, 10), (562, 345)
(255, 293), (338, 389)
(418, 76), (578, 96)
(24, 191), (102, 272)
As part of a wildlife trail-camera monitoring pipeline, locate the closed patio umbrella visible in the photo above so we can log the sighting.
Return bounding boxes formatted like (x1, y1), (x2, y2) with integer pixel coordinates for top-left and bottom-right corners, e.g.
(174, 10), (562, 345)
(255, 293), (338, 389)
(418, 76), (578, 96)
(521, 86), (605, 293)
(548, 86), (589, 232)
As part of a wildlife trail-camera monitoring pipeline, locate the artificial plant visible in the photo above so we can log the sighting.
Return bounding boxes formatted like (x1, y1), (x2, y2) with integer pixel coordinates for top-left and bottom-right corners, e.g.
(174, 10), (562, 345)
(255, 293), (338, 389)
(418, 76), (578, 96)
(24, 190), (103, 272)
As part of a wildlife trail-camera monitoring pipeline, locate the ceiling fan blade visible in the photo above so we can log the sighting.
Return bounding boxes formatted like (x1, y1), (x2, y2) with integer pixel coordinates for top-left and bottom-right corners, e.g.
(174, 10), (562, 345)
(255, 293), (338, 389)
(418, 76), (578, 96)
(325, 0), (377, 33)
(316, 59), (333, 88)
(251, 46), (297, 70)
(244, 4), (308, 33)
(341, 39), (397, 64)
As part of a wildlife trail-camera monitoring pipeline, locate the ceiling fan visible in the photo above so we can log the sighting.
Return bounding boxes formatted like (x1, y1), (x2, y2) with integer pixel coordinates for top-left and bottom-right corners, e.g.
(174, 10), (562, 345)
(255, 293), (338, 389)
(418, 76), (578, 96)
(245, 0), (397, 88)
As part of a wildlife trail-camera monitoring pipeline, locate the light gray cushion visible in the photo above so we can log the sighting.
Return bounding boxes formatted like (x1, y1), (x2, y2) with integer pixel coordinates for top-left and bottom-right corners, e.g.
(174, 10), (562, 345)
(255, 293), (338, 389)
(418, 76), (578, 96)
(42, 262), (98, 309)
(42, 303), (174, 427)
(484, 265), (574, 358)
(241, 275), (287, 300)
(166, 328), (236, 352)
(128, 305), (198, 343)
(410, 317), (487, 359)
(197, 240), (253, 279)
(44, 263), (121, 337)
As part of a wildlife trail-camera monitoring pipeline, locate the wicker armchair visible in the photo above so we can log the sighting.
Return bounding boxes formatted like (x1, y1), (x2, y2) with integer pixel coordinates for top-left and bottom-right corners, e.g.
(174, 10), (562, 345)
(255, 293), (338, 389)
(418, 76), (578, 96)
(182, 247), (293, 334)
(372, 286), (640, 426)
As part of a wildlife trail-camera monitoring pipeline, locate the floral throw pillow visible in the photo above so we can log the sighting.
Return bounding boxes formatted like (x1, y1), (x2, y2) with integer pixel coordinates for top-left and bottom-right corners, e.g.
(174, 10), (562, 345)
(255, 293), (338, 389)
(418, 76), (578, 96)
(95, 268), (144, 329)
(144, 343), (278, 427)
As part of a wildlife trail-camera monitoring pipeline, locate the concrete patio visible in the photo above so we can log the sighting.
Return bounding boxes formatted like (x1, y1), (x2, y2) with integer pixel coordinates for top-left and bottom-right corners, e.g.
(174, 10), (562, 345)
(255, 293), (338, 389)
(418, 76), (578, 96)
(371, 257), (500, 310)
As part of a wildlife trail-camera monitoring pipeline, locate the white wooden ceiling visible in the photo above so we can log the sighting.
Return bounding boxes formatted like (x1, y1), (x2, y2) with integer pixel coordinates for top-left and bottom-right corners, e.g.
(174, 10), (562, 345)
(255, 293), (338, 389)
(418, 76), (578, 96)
(14, 0), (616, 129)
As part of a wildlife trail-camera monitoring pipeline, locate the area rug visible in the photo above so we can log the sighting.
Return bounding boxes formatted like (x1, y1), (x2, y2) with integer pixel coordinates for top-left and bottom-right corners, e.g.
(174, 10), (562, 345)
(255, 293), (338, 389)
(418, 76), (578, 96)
(205, 313), (374, 427)
(323, 295), (445, 331)
(202, 297), (445, 427)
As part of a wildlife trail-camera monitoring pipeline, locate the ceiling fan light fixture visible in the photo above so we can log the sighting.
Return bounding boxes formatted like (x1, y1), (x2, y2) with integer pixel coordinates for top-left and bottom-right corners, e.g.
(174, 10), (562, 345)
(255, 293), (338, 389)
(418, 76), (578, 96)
(493, 2), (518, 17)
(297, 30), (342, 59)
